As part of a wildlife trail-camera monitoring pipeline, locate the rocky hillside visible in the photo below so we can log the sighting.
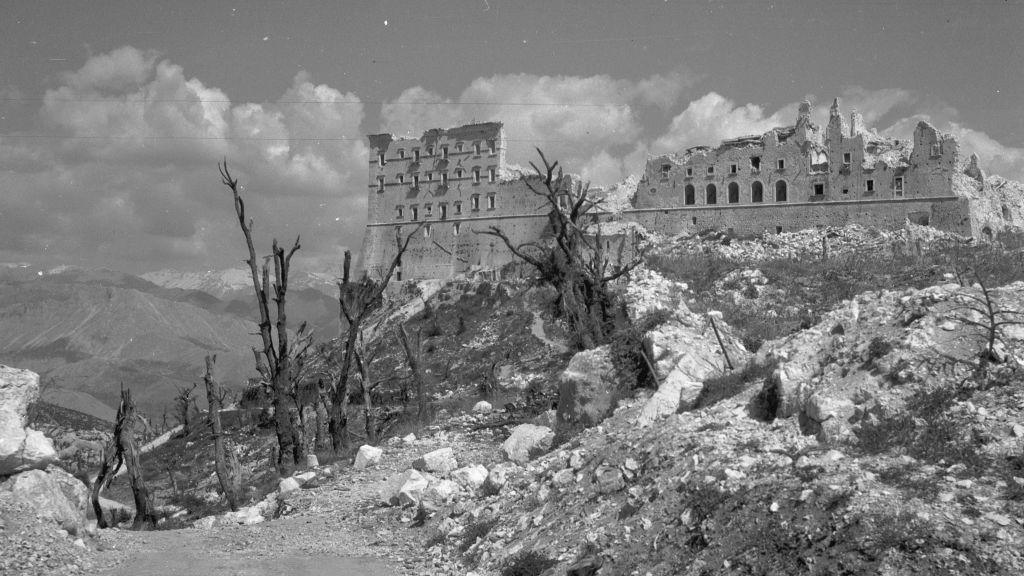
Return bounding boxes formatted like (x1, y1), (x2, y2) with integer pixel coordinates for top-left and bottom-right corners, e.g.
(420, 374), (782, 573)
(0, 266), (261, 419)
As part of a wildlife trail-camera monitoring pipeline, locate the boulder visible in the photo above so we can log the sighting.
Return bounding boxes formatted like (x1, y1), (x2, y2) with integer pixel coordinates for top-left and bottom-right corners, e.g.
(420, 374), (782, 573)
(557, 346), (616, 434)
(278, 477), (302, 494)
(2, 469), (88, 535)
(472, 401), (493, 414)
(413, 447), (458, 474)
(423, 479), (460, 507)
(596, 467), (625, 494)
(500, 424), (554, 464)
(0, 366), (57, 476)
(637, 372), (697, 426)
(452, 464), (489, 491)
(353, 444), (383, 469)
(379, 469), (429, 507)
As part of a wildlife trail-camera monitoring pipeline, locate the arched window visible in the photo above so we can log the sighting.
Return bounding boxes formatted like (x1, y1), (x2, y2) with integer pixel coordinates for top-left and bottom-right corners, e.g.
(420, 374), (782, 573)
(751, 181), (764, 203)
(684, 184), (695, 205)
(775, 180), (788, 202)
(728, 182), (739, 204)
(705, 184), (717, 205)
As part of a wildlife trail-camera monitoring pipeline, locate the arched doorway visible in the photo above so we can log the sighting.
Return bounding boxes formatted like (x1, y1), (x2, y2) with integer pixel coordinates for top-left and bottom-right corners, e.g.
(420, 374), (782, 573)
(751, 181), (764, 203)
(775, 180), (788, 202)
(728, 182), (740, 203)
(684, 184), (695, 205)
(706, 184), (717, 205)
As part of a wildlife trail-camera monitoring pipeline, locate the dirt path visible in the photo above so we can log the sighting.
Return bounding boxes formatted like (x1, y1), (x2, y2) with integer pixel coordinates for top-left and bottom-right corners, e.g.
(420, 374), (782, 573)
(93, 515), (400, 576)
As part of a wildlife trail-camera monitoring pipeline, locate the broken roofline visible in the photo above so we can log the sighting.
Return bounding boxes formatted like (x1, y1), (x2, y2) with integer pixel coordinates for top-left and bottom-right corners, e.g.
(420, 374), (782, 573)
(366, 121), (504, 150)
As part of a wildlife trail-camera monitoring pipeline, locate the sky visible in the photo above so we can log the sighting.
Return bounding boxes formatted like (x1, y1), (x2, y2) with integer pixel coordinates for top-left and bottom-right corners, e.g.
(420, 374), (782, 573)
(1, 0), (1022, 275)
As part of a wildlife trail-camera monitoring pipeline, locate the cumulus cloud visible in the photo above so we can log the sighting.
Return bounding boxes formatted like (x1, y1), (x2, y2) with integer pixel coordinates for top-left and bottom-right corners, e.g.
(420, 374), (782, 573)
(380, 71), (695, 185)
(0, 46), (367, 273)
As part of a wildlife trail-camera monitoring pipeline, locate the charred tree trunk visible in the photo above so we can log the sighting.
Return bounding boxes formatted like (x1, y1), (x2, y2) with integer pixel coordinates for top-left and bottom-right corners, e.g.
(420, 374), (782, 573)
(90, 443), (123, 529)
(118, 388), (157, 530)
(396, 325), (427, 422)
(204, 355), (240, 511)
(314, 382), (332, 451)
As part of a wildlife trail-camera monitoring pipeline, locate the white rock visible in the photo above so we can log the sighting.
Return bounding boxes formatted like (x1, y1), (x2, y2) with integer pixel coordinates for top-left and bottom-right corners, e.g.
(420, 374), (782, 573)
(424, 479), (460, 506)
(452, 464), (489, 490)
(552, 468), (575, 487)
(0, 366), (57, 476)
(306, 454), (319, 468)
(402, 433), (417, 445)
(2, 469), (88, 535)
(278, 477), (301, 494)
(1012, 423), (1024, 438)
(472, 401), (493, 414)
(413, 447), (458, 474)
(193, 516), (217, 529)
(353, 444), (383, 469)
(500, 424), (554, 463)
(379, 469), (429, 507)
(637, 373), (695, 426)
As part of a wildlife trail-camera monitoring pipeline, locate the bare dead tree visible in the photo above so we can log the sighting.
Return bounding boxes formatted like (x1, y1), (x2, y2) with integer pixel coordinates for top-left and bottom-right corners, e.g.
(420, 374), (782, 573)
(219, 160), (304, 475)
(353, 325), (401, 443)
(476, 149), (645, 350)
(203, 355), (242, 511)
(951, 269), (1024, 378)
(328, 226), (420, 452)
(396, 324), (428, 423)
(173, 382), (198, 437)
(91, 386), (157, 529)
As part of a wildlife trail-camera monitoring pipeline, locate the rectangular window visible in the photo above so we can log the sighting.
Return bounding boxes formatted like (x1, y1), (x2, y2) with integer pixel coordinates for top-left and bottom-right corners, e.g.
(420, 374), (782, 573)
(455, 142), (463, 152)
(441, 146), (449, 159)
(454, 201), (462, 215)
(425, 204), (432, 217)
(378, 152), (385, 167)
(414, 149), (420, 162)
(706, 166), (715, 175)
(777, 159), (785, 170)
(866, 179), (875, 192)
(814, 183), (824, 195)
(842, 188), (849, 195)
(473, 168), (480, 184)
(487, 139), (496, 155)
(411, 206), (418, 220)
(455, 168), (463, 179)
(488, 167), (496, 183)
(398, 149), (405, 159)
(661, 164), (671, 175)
(453, 222), (460, 236)
(397, 174), (404, 184)
(843, 152), (851, 165)
(487, 195), (495, 210)
(471, 195), (480, 211)
(730, 164), (737, 174)
(396, 206), (404, 219)
(894, 177), (904, 196)
(424, 224), (431, 238)
(776, 226), (783, 234)
(750, 156), (761, 170)
(377, 176), (385, 192)
(426, 146), (433, 156)
(685, 167), (693, 177)
(413, 175), (420, 188)
(439, 204), (447, 219)
(441, 172), (448, 186)
(427, 172), (434, 182)
(473, 142), (481, 155)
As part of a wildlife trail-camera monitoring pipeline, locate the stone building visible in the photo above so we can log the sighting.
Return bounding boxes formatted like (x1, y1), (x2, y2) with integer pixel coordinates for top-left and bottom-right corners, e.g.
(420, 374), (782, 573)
(361, 101), (1021, 280)
(631, 98), (1014, 239)
(361, 122), (574, 280)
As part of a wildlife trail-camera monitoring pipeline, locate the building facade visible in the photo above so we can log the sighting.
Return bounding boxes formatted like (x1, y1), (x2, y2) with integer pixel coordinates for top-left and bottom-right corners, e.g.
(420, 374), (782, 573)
(361, 101), (1020, 280)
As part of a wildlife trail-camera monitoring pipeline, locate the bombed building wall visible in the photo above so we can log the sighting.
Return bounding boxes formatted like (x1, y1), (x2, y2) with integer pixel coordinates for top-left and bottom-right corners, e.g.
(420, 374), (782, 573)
(360, 106), (1023, 281)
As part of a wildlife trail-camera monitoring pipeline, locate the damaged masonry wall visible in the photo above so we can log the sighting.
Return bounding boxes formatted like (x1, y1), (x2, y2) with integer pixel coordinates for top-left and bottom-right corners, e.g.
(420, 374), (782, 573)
(360, 102), (1024, 280)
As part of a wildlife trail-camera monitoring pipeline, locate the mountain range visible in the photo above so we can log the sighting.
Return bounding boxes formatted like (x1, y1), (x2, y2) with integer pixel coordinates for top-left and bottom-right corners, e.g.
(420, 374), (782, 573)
(0, 265), (341, 421)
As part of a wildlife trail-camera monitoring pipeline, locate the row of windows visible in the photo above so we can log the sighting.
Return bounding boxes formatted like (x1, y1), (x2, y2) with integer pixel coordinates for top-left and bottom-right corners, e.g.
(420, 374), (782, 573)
(377, 167), (496, 191)
(394, 195), (495, 220)
(377, 139), (497, 166)
(653, 177), (904, 205)
(662, 156), (783, 178)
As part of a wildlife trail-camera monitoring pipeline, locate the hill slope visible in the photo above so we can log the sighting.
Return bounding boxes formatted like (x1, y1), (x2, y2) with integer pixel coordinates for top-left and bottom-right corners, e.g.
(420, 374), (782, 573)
(0, 267), (261, 419)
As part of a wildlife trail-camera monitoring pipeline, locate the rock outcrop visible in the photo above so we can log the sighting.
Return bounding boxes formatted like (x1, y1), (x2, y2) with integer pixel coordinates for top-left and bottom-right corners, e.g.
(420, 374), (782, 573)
(0, 366), (57, 476)
(500, 424), (554, 464)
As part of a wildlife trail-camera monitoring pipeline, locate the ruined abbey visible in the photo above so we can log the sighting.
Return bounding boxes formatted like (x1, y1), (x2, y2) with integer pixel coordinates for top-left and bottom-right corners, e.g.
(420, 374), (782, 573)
(361, 99), (1021, 280)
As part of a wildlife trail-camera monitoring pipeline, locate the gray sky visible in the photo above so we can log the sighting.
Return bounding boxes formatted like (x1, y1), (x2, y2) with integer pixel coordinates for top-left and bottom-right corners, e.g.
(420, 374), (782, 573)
(1, 0), (1021, 274)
